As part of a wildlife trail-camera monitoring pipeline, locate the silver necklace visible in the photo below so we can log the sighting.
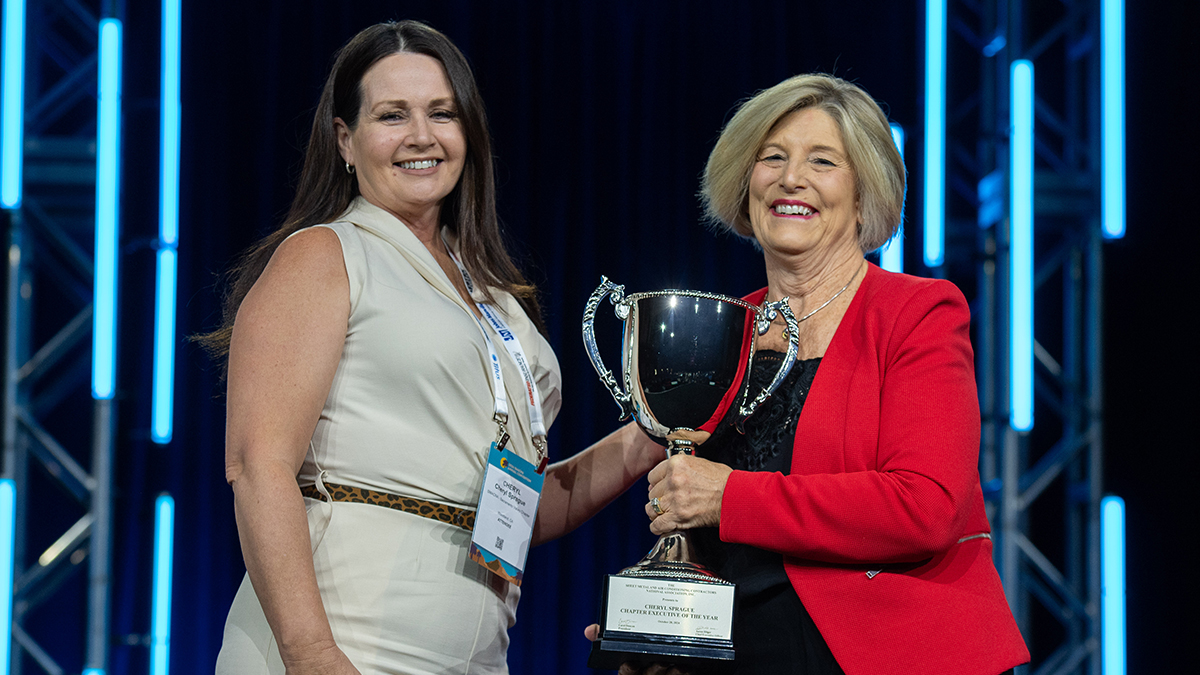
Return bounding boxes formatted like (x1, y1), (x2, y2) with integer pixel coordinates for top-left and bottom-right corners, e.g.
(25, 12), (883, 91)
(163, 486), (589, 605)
(791, 261), (864, 323)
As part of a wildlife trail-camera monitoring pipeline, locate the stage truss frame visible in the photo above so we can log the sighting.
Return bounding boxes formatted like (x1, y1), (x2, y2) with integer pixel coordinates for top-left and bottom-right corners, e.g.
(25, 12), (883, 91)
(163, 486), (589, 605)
(3, 1), (123, 673)
(943, 1), (1109, 673)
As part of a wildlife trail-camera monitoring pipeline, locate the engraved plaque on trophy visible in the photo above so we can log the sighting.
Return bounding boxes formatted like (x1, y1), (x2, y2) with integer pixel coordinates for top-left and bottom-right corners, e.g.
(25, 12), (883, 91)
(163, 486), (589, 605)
(581, 277), (798, 671)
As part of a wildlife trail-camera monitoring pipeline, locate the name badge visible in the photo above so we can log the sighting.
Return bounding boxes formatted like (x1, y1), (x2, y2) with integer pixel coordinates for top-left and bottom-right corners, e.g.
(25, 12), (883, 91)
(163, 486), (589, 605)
(469, 443), (543, 585)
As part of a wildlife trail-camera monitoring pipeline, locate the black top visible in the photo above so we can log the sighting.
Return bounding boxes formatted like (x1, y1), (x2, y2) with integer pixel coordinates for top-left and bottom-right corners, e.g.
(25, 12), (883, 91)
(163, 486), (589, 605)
(692, 351), (845, 675)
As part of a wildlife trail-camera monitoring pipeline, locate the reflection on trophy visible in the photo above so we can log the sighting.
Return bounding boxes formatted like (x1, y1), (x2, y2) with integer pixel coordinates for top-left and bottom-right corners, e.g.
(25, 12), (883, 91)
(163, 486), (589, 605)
(582, 277), (798, 672)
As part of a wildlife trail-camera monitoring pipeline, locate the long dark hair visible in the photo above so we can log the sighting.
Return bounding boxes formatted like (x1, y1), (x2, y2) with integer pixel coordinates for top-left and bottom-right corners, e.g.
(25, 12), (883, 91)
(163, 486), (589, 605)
(198, 21), (543, 372)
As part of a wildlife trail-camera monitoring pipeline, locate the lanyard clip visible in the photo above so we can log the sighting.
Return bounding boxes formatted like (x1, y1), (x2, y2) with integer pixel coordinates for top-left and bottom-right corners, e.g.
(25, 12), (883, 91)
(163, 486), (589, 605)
(493, 414), (510, 452)
(533, 435), (548, 474)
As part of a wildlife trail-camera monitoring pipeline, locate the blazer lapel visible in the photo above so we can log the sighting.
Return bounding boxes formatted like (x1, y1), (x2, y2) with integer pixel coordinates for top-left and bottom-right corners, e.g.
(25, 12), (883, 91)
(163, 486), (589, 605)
(790, 265), (876, 475)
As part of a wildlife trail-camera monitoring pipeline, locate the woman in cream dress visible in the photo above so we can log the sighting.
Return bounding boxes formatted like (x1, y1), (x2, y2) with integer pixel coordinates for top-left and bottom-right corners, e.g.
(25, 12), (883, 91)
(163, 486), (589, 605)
(206, 22), (662, 675)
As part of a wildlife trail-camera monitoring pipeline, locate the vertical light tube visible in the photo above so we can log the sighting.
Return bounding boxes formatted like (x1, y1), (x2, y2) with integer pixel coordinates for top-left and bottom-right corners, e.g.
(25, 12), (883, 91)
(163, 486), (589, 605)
(1, 0), (25, 209)
(880, 123), (906, 273)
(923, 0), (946, 268)
(1101, 495), (1126, 675)
(152, 249), (176, 443)
(0, 479), (15, 674)
(1010, 60), (1034, 432)
(159, 0), (180, 249)
(153, 0), (182, 443)
(150, 494), (175, 675)
(1102, 0), (1125, 239)
(92, 19), (122, 400)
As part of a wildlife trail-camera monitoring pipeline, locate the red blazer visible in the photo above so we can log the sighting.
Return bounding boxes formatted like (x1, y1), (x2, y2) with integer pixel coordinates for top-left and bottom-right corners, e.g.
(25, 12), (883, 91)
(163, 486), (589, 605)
(721, 264), (1029, 675)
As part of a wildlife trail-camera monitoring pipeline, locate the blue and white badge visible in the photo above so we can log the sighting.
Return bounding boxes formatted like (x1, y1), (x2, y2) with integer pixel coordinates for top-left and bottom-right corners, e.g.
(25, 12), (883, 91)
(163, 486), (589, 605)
(469, 442), (544, 585)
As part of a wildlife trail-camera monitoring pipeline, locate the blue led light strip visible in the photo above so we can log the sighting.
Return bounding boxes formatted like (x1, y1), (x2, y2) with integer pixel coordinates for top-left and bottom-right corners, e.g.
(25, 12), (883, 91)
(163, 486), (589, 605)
(159, 0), (180, 247)
(153, 0), (182, 443)
(151, 494), (175, 675)
(1, 0), (26, 209)
(879, 123), (906, 273)
(1009, 60), (1034, 432)
(0, 479), (15, 674)
(1101, 495), (1126, 675)
(923, 0), (946, 268)
(92, 19), (123, 400)
(1102, 0), (1125, 239)
(152, 249), (177, 443)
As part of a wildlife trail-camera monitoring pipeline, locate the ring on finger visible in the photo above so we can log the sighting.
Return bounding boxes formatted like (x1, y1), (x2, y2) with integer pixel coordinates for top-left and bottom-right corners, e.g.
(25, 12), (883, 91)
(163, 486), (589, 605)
(651, 496), (664, 516)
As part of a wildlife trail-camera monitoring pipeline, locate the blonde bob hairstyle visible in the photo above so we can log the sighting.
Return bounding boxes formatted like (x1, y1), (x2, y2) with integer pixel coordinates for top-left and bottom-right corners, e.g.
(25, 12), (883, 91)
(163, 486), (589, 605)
(701, 74), (906, 253)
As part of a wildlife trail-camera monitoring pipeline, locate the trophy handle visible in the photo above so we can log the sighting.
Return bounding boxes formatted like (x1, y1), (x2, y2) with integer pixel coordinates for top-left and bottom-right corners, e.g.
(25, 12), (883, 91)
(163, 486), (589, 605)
(582, 276), (634, 419)
(736, 297), (799, 423)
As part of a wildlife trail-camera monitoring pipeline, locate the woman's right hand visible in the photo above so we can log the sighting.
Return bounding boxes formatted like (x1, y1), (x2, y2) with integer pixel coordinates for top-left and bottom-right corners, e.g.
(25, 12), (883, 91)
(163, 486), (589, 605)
(584, 624), (690, 675)
(645, 453), (732, 535)
(283, 641), (362, 675)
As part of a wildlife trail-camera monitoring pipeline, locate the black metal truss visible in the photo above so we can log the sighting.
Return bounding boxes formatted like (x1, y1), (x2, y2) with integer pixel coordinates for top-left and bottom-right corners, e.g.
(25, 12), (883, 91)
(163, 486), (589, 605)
(946, 1), (1108, 673)
(3, 1), (121, 673)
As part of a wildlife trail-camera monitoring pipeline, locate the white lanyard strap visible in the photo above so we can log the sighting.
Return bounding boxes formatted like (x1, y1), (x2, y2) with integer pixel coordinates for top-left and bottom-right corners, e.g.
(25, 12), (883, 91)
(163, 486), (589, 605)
(447, 248), (548, 470)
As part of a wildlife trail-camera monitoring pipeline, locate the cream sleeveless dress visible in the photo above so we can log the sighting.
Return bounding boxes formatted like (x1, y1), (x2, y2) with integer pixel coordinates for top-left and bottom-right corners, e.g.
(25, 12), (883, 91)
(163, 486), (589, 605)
(216, 198), (562, 675)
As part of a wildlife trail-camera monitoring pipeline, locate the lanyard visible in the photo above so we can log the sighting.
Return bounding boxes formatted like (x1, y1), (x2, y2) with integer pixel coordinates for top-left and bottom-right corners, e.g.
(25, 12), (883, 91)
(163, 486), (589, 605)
(447, 248), (548, 472)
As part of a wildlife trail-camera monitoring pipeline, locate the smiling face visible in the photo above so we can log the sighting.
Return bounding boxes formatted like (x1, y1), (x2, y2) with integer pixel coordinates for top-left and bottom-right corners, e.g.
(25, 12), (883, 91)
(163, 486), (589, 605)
(747, 107), (862, 263)
(335, 52), (466, 227)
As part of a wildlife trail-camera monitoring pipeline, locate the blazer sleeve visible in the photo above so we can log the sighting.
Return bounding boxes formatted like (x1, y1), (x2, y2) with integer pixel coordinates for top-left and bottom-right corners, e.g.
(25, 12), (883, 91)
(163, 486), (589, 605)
(719, 280), (982, 564)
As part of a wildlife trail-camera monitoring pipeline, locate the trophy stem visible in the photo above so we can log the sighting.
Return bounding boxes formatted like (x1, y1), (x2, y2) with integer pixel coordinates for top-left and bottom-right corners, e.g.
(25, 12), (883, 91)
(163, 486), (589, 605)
(666, 438), (694, 457)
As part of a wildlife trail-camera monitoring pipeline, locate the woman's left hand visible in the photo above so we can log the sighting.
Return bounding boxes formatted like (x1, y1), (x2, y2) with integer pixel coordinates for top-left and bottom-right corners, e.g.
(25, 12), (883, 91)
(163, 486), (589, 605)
(645, 454), (732, 535)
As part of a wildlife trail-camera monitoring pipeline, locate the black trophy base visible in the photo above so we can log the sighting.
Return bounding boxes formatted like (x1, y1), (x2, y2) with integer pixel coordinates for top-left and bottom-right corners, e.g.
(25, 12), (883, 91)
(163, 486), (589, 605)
(588, 633), (735, 673)
(587, 569), (735, 673)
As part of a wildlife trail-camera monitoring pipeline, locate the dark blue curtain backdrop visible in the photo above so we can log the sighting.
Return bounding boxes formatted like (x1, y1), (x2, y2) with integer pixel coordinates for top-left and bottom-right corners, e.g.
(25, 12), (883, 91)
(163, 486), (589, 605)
(86, 1), (1194, 673)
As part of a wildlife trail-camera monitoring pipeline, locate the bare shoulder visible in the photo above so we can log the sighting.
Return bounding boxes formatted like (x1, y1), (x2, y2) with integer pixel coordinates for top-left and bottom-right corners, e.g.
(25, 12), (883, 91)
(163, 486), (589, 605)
(237, 226), (349, 329)
(252, 228), (346, 298)
(265, 226), (345, 282)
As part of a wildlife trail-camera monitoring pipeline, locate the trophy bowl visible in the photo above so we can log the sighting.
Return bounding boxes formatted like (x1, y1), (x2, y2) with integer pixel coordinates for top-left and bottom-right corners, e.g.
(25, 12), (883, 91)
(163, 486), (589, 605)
(582, 277), (798, 672)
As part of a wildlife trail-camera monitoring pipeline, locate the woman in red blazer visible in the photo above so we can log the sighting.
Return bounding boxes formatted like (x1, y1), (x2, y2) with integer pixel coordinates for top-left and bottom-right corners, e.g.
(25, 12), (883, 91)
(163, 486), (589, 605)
(640, 74), (1030, 675)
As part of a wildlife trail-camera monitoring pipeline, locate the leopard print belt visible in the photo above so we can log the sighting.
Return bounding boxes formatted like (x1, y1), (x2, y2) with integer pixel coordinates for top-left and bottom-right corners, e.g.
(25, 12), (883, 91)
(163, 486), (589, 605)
(300, 481), (475, 532)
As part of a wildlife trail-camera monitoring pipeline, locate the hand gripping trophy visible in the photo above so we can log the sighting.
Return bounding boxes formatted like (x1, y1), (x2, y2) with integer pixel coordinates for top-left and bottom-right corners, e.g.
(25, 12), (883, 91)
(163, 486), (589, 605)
(582, 277), (798, 672)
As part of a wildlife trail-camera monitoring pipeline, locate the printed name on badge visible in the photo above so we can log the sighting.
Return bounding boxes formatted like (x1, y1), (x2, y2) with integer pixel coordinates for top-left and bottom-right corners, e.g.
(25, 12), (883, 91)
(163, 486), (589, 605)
(469, 443), (544, 585)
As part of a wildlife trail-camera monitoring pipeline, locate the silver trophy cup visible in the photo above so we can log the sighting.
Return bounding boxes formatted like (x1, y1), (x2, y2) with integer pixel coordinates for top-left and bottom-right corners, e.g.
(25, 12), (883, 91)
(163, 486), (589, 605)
(582, 277), (799, 671)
